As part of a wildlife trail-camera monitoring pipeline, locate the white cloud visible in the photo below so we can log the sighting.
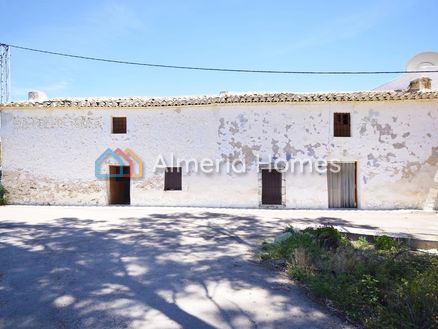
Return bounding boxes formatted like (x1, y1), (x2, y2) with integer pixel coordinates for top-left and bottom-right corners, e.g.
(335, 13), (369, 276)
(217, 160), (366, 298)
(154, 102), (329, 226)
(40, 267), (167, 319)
(283, 0), (417, 51)
(83, 1), (145, 40)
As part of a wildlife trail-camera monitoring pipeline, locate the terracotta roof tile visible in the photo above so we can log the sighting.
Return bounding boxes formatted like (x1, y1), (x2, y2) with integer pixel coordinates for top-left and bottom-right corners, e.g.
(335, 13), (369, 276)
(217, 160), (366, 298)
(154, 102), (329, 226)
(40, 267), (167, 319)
(1, 91), (438, 109)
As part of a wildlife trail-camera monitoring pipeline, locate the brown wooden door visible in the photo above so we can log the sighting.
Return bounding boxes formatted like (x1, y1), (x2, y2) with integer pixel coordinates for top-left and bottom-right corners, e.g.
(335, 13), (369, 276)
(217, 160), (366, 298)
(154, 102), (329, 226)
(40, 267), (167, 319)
(109, 166), (130, 205)
(262, 169), (282, 205)
(327, 162), (357, 208)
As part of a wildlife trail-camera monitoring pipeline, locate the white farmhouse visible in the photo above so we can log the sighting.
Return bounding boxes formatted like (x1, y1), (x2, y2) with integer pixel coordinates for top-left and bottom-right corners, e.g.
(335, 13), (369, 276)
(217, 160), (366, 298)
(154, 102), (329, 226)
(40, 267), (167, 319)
(1, 53), (438, 209)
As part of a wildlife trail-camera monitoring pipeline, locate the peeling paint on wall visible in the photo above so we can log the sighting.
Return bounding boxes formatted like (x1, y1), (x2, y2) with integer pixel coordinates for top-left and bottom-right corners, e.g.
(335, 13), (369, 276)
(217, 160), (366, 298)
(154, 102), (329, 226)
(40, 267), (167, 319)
(2, 101), (438, 209)
(393, 142), (406, 149)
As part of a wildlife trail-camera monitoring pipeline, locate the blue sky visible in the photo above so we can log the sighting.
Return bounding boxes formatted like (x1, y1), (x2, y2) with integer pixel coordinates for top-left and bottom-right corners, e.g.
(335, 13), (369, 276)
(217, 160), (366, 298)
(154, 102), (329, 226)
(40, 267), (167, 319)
(1, 0), (437, 100)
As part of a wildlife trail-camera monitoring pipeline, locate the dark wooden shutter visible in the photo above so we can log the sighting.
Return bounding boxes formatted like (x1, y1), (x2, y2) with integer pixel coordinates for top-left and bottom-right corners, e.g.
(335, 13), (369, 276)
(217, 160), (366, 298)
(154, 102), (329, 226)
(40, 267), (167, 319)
(112, 117), (127, 134)
(261, 169), (282, 205)
(164, 167), (182, 191)
(334, 113), (351, 137)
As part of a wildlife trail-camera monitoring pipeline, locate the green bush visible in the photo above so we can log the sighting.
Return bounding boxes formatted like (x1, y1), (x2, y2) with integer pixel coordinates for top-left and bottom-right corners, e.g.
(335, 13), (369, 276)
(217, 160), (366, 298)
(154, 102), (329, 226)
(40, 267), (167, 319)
(283, 225), (296, 234)
(303, 226), (348, 250)
(260, 226), (438, 329)
(374, 235), (399, 251)
(0, 184), (6, 205)
(353, 236), (373, 249)
(260, 230), (316, 261)
(287, 266), (308, 281)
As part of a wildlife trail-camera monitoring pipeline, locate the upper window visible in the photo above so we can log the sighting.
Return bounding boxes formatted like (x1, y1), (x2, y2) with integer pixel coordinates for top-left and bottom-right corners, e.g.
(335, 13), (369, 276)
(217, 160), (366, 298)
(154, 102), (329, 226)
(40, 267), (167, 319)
(112, 117), (127, 134)
(334, 113), (351, 137)
(164, 167), (182, 191)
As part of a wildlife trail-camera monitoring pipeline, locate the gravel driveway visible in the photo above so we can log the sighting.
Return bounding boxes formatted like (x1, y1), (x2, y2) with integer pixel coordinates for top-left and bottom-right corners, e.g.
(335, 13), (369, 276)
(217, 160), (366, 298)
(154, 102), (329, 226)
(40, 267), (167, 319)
(0, 206), (352, 329)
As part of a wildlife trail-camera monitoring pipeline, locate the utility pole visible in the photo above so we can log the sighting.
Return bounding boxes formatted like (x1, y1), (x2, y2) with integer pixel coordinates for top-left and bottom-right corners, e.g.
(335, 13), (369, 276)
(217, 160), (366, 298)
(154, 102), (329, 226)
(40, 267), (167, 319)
(0, 44), (10, 103)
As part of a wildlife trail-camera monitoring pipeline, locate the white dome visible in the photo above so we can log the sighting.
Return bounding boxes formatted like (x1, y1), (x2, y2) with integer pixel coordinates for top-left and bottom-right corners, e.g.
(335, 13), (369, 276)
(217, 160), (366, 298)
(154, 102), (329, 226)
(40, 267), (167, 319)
(405, 51), (438, 71)
(374, 51), (438, 91)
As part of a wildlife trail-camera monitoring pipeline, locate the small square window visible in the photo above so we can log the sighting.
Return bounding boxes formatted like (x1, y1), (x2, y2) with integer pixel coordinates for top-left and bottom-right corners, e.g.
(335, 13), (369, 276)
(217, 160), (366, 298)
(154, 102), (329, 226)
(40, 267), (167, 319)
(164, 167), (182, 191)
(112, 117), (127, 134)
(334, 113), (351, 137)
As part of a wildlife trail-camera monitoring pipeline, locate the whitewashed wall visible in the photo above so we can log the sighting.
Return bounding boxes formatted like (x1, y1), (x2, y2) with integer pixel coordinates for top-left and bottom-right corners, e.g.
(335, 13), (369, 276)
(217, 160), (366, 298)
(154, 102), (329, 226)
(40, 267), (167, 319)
(1, 99), (437, 209)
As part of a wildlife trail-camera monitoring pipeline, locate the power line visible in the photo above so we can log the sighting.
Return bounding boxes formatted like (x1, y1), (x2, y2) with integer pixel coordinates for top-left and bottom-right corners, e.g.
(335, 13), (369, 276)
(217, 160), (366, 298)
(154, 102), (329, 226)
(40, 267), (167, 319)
(2, 42), (438, 75)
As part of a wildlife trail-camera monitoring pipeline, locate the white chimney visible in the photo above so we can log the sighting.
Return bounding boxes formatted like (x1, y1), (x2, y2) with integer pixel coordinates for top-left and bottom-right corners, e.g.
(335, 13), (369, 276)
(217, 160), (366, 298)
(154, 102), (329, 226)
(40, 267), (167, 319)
(408, 77), (432, 92)
(27, 91), (48, 101)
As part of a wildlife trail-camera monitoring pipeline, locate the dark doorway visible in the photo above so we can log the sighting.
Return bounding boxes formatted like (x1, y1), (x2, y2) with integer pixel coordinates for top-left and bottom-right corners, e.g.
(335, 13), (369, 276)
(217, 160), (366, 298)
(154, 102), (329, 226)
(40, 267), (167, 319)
(109, 166), (130, 205)
(164, 167), (182, 191)
(261, 169), (282, 205)
(327, 162), (357, 208)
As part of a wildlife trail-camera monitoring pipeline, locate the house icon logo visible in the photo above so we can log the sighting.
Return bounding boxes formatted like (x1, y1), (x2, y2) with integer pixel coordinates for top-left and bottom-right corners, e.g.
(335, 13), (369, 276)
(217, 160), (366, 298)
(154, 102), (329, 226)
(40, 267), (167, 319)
(95, 148), (143, 178)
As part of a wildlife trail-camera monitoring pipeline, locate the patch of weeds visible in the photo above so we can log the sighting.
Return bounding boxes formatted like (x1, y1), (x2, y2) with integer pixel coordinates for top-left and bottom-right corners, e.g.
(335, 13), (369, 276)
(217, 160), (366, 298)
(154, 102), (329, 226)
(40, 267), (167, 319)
(0, 185), (6, 205)
(260, 225), (438, 329)
(374, 235), (400, 251)
(359, 274), (380, 306)
(260, 229), (316, 261)
(309, 276), (334, 299)
(283, 225), (300, 234)
(353, 236), (373, 250)
(303, 226), (348, 250)
(287, 265), (309, 281)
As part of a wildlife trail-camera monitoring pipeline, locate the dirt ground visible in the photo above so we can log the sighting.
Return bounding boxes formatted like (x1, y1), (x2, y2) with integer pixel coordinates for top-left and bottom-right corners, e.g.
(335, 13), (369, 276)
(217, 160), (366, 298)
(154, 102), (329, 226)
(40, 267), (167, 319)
(3, 205), (434, 328)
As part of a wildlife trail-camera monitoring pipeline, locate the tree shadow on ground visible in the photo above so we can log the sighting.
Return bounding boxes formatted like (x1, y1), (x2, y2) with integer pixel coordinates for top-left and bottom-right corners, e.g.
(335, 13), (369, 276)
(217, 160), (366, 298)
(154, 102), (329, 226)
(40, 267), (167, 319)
(0, 213), (348, 329)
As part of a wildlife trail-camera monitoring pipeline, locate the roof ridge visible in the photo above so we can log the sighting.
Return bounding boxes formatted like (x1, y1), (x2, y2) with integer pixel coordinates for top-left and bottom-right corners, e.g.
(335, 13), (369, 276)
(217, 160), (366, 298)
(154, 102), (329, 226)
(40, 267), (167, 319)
(2, 90), (438, 108)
